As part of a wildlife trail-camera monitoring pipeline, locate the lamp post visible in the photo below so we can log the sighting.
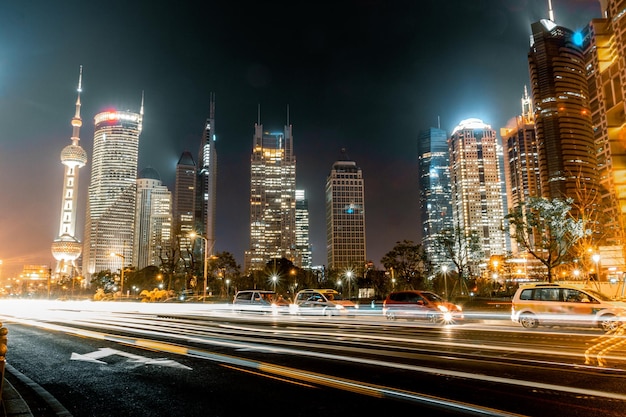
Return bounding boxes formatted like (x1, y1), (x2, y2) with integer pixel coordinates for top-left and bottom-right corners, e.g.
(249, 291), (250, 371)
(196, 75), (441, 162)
(189, 232), (209, 301)
(345, 270), (353, 300)
(442, 265), (448, 298)
(592, 253), (601, 281)
(110, 252), (126, 299)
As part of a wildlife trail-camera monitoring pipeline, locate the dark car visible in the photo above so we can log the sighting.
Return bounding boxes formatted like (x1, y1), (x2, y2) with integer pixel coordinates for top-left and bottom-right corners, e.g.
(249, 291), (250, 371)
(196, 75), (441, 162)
(383, 290), (463, 324)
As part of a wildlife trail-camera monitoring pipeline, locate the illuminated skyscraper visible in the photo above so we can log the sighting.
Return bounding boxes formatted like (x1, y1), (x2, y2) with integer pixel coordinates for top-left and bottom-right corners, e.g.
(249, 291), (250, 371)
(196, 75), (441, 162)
(133, 167), (172, 270)
(51, 66), (88, 281)
(83, 100), (143, 280)
(295, 189), (312, 269)
(501, 88), (541, 210)
(326, 150), (366, 271)
(582, 0), (626, 246)
(173, 151), (196, 254)
(528, 18), (598, 204)
(417, 126), (453, 267)
(244, 111), (296, 272)
(449, 119), (505, 258)
(197, 93), (217, 254)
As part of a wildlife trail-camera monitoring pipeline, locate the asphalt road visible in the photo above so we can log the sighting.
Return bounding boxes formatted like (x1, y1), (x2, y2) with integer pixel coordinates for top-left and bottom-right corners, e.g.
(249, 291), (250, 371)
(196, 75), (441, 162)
(2, 300), (626, 417)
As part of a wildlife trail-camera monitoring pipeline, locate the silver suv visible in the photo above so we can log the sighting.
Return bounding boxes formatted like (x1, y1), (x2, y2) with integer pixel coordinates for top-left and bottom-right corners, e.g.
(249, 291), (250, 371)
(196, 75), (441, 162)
(511, 283), (626, 332)
(294, 289), (357, 316)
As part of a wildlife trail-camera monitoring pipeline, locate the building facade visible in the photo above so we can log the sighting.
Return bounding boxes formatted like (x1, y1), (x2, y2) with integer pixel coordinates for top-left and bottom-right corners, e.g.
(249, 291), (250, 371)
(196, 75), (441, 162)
(51, 67), (87, 282)
(133, 167), (172, 270)
(173, 151), (196, 256)
(295, 189), (312, 269)
(244, 116), (297, 271)
(196, 93), (217, 254)
(325, 150), (366, 271)
(528, 18), (598, 205)
(83, 104), (143, 281)
(417, 127), (453, 268)
(449, 118), (506, 258)
(582, 1), (626, 246)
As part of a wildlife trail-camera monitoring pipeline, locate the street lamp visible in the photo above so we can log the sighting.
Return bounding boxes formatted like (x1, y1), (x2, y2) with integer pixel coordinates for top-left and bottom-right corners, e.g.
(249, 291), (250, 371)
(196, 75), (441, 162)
(110, 252), (126, 299)
(345, 270), (353, 300)
(592, 253), (601, 281)
(271, 274), (278, 292)
(189, 232), (208, 301)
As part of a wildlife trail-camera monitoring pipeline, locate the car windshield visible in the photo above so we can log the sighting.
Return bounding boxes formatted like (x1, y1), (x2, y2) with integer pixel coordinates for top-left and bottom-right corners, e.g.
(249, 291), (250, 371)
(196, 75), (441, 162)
(325, 292), (344, 300)
(421, 292), (444, 302)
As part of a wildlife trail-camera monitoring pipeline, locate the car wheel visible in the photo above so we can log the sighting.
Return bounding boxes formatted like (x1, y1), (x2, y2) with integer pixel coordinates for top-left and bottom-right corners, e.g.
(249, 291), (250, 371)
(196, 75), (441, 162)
(600, 314), (619, 332)
(520, 313), (538, 329)
(323, 307), (333, 317)
(427, 313), (439, 324)
(386, 311), (396, 320)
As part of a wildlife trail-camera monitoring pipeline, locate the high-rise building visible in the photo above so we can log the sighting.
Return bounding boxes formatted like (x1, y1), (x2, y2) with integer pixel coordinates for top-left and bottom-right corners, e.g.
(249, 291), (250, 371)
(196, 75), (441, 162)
(197, 93), (217, 254)
(325, 150), (366, 271)
(417, 127), (453, 267)
(244, 112), (297, 272)
(133, 167), (172, 270)
(582, 1), (626, 246)
(528, 18), (598, 205)
(449, 118), (506, 258)
(83, 101), (143, 281)
(501, 88), (540, 254)
(173, 151), (196, 255)
(295, 189), (312, 269)
(51, 67), (87, 281)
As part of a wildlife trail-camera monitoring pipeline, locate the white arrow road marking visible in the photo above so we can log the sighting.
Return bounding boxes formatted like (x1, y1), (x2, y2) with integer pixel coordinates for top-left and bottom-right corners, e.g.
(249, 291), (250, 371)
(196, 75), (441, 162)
(71, 347), (192, 370)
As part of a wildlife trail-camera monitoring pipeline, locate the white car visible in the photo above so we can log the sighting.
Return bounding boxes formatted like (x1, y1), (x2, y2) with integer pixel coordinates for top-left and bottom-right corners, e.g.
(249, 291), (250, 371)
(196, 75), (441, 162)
(293, 289), (357, 316)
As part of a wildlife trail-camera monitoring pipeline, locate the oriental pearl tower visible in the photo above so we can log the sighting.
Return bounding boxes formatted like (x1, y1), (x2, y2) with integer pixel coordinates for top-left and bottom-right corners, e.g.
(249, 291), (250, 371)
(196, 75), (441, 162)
(51, 66), (88, 281)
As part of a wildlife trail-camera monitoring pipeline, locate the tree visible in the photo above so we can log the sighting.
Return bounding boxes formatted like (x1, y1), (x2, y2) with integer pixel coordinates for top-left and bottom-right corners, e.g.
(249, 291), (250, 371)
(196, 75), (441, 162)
(381, 240), (430, 290)
(506, 197), (588, 282)
(208, 251), (241, 296)
(432, 226), (483, 296)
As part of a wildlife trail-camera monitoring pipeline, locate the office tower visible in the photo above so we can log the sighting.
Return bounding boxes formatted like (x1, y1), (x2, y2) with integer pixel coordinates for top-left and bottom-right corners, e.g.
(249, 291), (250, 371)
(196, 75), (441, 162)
(133, 167), (172, 270)
(528, 17), (598, 205)
(83, 100), (143, 281)
(417, 127), (453, 267)
(449, 118), (506, 258)
(244, 111), (297, 272)
(173, 151), (196, 254)
(582, 1), (626, 246)
(501, 87), (540, 212)
(326, 149), (366, 271)
(295, 189), (312, 269)
(51, 67), (87, 281)
(197, 93), (217, 253)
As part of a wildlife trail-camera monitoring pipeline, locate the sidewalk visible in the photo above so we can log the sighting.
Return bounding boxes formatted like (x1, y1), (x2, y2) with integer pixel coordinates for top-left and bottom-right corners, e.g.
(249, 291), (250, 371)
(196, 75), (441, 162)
(2, 377), (33, 417)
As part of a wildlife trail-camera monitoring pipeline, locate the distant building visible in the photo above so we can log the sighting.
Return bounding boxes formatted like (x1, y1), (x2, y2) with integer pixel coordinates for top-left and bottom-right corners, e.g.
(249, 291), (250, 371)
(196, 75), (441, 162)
(196, 93), (217, 254)
(528, 18), (598, 205)
(173, 151), (196, 256)
(83, 102), (143, 281)
(449, 118), (506, 258)
(295, 189), (312, 269)
(244, 112), (297, 271)
(326, 149), (366, 271)
(501, 88), (540, 253)
(417, 127), (453, 268)
(51, 67), (87, 282)
(133, 167), (172, 270)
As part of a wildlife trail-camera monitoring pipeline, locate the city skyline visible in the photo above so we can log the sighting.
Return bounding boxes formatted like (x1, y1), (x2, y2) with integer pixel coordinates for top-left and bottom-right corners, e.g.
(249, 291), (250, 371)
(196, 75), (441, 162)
(0, 1), (599, 277)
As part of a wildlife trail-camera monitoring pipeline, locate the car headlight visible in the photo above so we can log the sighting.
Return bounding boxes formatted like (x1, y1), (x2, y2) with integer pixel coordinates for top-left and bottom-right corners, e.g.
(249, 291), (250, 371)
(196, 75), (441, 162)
(455, 305), (462, 312)
(335, 304), (345, 310)
(437, 305), (449, 313)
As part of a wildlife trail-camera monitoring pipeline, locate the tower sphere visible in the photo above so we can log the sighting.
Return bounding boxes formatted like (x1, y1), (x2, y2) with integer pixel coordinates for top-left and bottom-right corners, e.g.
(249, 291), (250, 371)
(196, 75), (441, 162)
(61, 144), (87, 167)
(51, 235), (82, 261)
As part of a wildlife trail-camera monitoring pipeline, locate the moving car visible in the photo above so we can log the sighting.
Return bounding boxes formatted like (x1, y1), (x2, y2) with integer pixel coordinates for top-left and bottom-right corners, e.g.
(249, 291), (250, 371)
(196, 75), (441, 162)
(232, 290), (290, 314)
(511, 283), (626, 332)
(293, 289), (357, 316)
(383, 290), (463, 324)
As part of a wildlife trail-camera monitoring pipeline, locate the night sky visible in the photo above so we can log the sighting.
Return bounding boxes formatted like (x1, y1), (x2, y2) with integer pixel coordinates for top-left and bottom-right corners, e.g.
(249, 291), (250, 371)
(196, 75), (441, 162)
(0, 0), (599, 277)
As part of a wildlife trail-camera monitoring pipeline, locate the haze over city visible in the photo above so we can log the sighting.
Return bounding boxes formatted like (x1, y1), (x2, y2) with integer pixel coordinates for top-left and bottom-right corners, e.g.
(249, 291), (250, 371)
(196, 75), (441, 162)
(0, 0), (599, 277)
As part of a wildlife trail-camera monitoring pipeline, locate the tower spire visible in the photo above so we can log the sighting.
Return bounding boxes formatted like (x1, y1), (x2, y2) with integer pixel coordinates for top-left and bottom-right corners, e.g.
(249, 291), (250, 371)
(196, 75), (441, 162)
(140, 90), (145, 116)
(548, 0), (555, 22)
(71, 65), (83, 146)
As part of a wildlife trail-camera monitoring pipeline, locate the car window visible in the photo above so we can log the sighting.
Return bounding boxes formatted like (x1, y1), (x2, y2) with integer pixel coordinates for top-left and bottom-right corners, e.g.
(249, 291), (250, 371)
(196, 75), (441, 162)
(519, 289), (533, 300)
(537, 288), (560, 301)
(235, 292), (252, 301)
(422, 292), (443, 302)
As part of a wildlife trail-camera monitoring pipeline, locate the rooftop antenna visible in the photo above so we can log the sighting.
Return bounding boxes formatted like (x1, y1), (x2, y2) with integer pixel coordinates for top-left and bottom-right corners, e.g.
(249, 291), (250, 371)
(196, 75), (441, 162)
(287, 104), (290, 126)
(257, 104), (261, 125)
(140, 90), (145, 116)
(548, 0), (555, 22)
(437, 115), (441, 130)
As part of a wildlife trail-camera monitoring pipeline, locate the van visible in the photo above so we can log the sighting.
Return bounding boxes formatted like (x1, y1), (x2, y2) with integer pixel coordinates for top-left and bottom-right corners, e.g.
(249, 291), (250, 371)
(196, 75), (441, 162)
(511, 283), (626, 332)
